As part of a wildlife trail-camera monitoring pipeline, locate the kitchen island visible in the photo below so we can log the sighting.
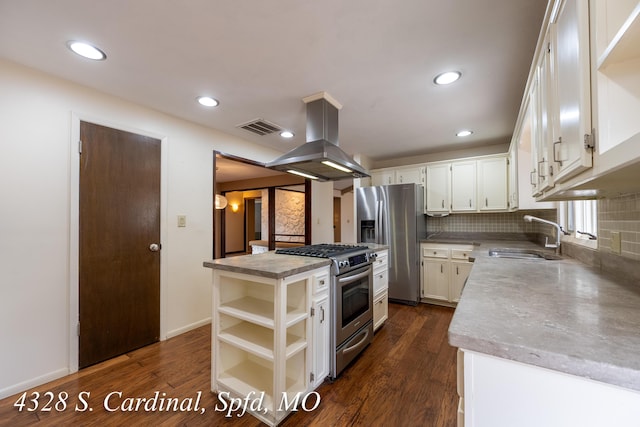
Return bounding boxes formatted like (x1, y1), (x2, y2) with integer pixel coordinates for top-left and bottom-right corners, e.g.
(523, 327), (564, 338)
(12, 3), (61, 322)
(204, 252), (331, 426)
(444, 235), (640, 426)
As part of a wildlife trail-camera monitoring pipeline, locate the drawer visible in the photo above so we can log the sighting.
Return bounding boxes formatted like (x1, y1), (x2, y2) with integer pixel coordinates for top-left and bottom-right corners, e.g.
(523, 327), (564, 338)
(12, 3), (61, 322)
(373, 268), (388, 294)
(373, 290), (388, 331)
(373, 250), (388, 269)
(422, 247), (449, 259)
(451, 248), (473, 261)
(313, 272), (329, 295)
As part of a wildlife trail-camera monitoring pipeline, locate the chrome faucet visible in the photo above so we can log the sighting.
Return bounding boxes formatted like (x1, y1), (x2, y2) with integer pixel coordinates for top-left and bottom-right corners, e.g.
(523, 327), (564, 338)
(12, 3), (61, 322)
(523, 215), (562, 255)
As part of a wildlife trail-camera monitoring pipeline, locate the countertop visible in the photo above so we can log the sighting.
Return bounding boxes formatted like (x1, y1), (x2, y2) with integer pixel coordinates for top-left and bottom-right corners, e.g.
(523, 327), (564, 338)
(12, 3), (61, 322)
(203, 252), (331, 279)
(447, 238), (640, 392)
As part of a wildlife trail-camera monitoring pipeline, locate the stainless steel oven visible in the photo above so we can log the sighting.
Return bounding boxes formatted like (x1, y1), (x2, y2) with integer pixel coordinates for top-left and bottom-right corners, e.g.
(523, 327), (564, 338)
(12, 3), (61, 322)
(332, 263), (373, 378)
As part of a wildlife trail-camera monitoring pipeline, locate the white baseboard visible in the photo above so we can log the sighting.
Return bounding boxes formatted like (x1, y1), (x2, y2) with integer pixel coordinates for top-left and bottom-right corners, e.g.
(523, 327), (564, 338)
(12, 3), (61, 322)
(165, 317), (212, 339)
(0, 368), (69, 400)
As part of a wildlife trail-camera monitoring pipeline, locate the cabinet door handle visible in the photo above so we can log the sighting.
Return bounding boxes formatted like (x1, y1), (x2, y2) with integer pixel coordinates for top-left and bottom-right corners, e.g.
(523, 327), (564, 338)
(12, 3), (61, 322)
(441, 200), (445, 209)
(456, 266), (459, 275)
(530, 170), (537, 185)
(553, 137), (564, 166)
(538, 160), (547, 178)
(320, 306), (325, 323)
(469, 199), (472, 207)
(485, 197), (488, 207)
(441, 264), (443, 273)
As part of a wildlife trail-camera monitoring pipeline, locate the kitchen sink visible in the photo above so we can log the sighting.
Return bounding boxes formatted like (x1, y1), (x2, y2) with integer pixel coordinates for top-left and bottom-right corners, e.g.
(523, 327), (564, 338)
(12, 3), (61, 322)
(488, 248), (562, 260)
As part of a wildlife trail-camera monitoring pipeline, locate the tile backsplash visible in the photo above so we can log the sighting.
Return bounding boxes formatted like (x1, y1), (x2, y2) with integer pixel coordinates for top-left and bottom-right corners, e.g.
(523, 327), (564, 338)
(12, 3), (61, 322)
(426, 209), (557, 237)
(598, 192), (640, 261)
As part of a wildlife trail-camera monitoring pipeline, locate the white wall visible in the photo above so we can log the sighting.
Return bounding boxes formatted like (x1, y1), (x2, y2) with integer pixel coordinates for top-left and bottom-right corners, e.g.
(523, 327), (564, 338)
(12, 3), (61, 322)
(311, 181), (335, 243)
(0, 59), (283, 398)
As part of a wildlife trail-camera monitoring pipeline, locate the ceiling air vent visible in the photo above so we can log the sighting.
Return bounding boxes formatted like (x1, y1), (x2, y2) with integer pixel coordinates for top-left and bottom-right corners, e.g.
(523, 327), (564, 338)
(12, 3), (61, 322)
(237, 118), (282, 136)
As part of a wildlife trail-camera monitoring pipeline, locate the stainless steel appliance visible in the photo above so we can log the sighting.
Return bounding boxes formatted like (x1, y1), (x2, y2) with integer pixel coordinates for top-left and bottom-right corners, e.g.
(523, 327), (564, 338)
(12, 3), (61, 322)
(275, 243), (376, 379)
(356, 183), (425, 305)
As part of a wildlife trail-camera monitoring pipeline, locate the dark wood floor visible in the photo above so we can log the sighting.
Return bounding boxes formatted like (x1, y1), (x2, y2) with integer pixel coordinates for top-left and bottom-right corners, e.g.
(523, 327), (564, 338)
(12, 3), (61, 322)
(0, 303), (458, 426)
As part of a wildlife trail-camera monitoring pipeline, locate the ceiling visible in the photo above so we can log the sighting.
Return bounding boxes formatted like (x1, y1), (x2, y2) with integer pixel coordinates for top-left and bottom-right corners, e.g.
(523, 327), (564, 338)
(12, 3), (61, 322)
(0, 0), (548, 173)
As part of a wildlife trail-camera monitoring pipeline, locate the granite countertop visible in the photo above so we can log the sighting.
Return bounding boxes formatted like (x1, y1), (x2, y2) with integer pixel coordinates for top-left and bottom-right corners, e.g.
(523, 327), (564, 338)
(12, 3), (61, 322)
(203, 252), (331, 279)
(448, 238), (640, 392)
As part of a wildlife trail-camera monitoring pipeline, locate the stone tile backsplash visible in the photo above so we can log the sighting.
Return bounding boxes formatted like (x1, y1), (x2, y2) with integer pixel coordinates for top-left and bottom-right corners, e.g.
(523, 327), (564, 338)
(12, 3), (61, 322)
(598, 192), (640, 261)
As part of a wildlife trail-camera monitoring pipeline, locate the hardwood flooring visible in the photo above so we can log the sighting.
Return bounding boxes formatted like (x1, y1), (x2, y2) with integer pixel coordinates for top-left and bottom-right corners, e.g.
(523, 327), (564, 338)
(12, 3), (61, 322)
(0, 303), (458, 426)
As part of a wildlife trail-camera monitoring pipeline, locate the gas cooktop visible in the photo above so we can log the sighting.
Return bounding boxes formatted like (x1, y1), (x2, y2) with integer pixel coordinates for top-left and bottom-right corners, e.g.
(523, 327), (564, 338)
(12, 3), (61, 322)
(275, 243), (369, 258)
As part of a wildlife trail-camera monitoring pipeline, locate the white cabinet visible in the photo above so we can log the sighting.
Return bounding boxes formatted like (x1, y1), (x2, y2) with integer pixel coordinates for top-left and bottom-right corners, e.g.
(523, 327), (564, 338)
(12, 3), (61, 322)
(551, 0), (593, 183)
(311, 270), (330, 388)
(370, 166), (425, 186)
(478, 156), (508, 211)
(507, 141), (519, 211)
(370, 169), (396, 186)
(420, 244), (474, 305)
(422, 256), (450, 302)
(461, 350), (640, 427)
(451, 161), (477, 212)
(396, 166), (425, 185)
(426, 155), (509, 214)
(311, 295), (329, 388)
(212, 266), (329, 426)
(372, 249), (389, 331)
(593, 0), (640, 156)
(425, 163), (451, 214)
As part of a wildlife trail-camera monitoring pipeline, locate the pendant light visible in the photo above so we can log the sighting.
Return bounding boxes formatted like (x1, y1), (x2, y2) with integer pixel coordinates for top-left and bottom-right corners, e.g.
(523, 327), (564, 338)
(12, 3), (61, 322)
(215, 194), (228, 210)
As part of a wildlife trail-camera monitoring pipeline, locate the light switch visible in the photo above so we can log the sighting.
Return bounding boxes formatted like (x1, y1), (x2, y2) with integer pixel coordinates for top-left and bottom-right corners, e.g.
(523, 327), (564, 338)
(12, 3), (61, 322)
(611, 231), (621, 254)
(178, 215), (187, 227)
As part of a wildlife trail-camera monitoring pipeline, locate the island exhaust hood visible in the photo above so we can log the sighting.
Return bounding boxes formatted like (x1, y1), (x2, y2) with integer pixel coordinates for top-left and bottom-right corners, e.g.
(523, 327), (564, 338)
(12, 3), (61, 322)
(266, 92), (369, 181)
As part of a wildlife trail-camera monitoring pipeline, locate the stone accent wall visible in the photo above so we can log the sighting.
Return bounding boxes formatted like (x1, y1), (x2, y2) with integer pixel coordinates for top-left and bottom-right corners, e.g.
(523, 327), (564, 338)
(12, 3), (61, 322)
(275, 189), (305, 242)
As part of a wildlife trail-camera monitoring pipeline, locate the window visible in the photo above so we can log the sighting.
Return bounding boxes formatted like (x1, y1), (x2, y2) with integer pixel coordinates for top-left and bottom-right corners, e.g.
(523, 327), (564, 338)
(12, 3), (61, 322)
(559, 200), (598, 241)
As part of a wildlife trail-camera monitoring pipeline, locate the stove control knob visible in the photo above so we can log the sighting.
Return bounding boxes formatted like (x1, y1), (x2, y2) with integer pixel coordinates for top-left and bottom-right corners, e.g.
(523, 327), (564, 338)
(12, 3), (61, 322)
(370, 252), (378, 260)
(339, 260), (349, 268)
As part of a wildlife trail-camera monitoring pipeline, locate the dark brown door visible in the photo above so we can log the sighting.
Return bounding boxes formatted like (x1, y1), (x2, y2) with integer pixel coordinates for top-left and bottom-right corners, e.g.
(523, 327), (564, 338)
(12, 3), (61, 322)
(79, 121), (161, 368)
(333, 197), (341, 242)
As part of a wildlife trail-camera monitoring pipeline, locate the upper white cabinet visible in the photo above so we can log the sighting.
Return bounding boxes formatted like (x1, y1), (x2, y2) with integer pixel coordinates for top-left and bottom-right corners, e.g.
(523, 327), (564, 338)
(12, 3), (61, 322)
(514, 0), (640, 200)
(508, 140), (519, 210)
(593, 0), (640, 154)
(478, 156), (508, 211)
(425, 163), (451, 214)
(425, 155), (509, 215)
(451, 160), (477, 212)
(370, 165), (425, 186)
(552, 0), (593, 183)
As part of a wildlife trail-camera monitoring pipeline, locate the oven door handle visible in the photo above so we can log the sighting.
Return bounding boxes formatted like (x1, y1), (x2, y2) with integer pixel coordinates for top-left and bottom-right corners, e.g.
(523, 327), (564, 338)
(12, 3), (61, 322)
(342, 327), (370, 355)
(337, 269), (371, 284)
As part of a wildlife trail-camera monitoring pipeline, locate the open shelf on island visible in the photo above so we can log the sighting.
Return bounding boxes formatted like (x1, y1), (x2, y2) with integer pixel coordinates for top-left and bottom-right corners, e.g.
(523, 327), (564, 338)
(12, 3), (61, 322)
(218, 315), (307, 360)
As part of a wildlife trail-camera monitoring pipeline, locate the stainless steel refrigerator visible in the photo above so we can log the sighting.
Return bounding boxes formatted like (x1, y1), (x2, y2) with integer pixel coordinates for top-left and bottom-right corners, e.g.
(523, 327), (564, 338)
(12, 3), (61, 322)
(356, 183), (425, 305)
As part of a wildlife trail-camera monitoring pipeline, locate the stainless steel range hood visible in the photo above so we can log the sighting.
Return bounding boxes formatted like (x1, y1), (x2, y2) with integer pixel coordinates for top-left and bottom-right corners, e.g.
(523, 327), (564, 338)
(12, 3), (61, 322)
(266, 92), (369, 181)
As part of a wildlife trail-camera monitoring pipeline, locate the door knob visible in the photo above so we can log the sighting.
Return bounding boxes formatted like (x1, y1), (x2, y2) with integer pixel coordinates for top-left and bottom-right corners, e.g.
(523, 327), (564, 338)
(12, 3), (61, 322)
(149, 243), (160, 252)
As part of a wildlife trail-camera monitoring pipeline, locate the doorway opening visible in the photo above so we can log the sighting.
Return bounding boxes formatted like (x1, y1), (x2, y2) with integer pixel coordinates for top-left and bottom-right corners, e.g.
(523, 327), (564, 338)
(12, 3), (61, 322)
(213, 152), (311, 258)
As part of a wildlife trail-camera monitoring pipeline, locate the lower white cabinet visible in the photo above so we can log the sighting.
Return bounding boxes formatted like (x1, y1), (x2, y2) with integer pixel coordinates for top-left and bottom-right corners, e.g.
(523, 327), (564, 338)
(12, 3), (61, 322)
(421, 244), (474, 305)
(372, 249), (389, 331)
(311, 294), (329, 388)
(461, 350), (640, 427)
(373, 290), (388, 331)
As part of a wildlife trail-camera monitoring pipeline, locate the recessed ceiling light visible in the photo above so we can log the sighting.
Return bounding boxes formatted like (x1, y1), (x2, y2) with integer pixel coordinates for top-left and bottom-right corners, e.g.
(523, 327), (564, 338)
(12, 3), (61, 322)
(197, 96), (219, 107)
(434, 71), (461, 85)
(456, 130), (473, 137)
(67, 41), (106, 60)
(280, 131), (294, 138)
